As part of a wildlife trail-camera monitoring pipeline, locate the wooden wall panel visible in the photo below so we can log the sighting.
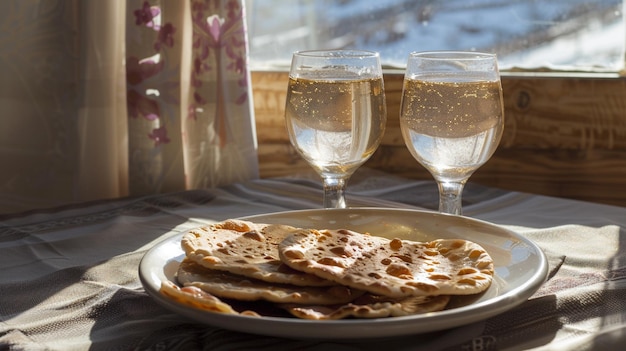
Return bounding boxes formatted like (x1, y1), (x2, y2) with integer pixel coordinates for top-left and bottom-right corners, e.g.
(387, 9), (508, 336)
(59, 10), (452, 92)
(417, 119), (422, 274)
(252, 71), (626, 207)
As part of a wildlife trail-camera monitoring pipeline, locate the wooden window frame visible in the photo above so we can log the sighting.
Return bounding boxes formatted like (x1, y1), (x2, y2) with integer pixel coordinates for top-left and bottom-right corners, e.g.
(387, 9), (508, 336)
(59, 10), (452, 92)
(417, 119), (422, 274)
(251, 70), (626, 206)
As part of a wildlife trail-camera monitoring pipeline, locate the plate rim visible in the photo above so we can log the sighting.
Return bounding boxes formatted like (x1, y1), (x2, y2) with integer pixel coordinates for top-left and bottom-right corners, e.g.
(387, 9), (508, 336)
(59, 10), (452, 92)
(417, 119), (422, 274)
(139, 207), (549, 339)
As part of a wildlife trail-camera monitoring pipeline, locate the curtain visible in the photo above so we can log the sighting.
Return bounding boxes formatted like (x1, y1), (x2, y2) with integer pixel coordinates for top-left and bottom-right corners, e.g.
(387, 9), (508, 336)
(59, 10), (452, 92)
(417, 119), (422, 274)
(0, 0), (259, 214)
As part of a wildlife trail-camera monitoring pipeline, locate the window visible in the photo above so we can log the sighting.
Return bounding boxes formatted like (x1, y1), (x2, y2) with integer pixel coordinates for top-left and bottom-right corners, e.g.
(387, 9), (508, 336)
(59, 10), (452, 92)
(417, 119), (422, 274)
(245, 0), (624, 72)
(246, 0), (626, 207)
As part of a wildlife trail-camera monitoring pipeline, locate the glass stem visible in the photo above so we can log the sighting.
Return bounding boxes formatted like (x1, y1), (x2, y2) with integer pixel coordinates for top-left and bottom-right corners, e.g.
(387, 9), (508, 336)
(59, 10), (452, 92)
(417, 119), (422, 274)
(437, 180), (466, 215)
(323, 176), (347, 209)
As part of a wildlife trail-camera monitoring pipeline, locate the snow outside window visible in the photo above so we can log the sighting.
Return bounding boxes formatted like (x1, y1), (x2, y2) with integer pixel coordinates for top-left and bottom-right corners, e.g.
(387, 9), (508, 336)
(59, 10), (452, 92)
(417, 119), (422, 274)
(245, 0), (625, 72)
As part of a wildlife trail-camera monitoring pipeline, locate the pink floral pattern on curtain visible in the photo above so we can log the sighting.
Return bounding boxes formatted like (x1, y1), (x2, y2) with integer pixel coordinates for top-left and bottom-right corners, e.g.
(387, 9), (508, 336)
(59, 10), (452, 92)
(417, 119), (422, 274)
(126, 0), (258, 196)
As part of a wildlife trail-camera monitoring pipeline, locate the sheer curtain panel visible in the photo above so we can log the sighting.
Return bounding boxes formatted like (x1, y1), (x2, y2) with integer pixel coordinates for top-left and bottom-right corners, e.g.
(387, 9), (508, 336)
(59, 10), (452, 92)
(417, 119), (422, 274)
(0, 0), (259, 214)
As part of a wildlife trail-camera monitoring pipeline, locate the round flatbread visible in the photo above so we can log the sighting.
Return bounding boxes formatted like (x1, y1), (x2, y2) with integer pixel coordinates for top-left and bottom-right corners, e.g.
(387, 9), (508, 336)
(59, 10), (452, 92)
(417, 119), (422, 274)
(176, 258), (363, 305)
(160, 281), (256, 316)
(181, 219), (334, 287)
(278, 228), (494, 298)
(280, 293), (450, 320)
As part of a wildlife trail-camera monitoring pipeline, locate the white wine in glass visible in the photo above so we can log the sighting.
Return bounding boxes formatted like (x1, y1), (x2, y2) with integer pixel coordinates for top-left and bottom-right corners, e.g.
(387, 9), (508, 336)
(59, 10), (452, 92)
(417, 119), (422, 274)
(285, 50), (387, 208)
(400, 51), (504, 215)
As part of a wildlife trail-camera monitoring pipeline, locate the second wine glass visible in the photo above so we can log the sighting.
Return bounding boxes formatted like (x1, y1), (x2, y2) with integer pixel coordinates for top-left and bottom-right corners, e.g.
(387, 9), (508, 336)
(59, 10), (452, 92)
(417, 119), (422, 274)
(285, 50), (387, 208)
(399, 51), (504, 215)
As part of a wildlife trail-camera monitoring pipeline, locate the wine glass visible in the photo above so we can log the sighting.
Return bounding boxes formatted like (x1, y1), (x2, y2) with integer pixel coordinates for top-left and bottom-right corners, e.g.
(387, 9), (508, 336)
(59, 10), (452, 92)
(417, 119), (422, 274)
(399, 51), (504, 215)
(285, 50), (387, 209)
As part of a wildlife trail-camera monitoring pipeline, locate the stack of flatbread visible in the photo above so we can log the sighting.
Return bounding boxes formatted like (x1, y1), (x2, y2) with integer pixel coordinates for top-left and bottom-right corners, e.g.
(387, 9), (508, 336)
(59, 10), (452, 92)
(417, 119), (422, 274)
(160, 219), (494, 320)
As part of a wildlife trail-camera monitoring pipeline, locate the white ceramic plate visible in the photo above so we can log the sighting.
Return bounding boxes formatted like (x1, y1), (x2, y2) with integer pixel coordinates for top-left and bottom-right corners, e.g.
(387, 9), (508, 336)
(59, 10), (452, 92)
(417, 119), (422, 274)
(139, 208), (548, 339)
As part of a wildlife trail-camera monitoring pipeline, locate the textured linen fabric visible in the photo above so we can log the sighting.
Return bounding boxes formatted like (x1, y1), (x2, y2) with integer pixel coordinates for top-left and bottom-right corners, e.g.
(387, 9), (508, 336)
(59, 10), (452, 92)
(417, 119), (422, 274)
(1, 170), (626, 350)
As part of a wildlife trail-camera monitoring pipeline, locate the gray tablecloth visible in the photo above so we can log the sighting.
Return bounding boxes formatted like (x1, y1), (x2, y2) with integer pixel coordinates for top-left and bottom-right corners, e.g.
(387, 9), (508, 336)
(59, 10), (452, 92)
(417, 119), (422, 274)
(2, 170), (626, 350)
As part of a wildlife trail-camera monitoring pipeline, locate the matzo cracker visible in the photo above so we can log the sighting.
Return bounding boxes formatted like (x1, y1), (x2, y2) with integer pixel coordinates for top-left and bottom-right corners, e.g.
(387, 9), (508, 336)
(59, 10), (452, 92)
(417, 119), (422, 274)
(278, 228), (494, 298)
(182, 219), (334, 287)
(177, 258), (363, 305)
(280, 293), (450, 320)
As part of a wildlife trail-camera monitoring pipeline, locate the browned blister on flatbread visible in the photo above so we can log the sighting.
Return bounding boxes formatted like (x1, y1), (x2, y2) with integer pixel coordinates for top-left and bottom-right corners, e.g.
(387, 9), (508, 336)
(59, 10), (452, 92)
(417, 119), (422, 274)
(176, 258), (364, 305)
(181, 219), (334, 287)
(280, 293), (450, 320)
(278, 229), (494, 298)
